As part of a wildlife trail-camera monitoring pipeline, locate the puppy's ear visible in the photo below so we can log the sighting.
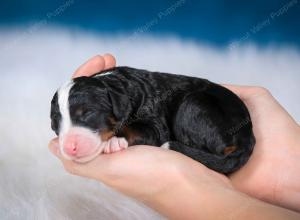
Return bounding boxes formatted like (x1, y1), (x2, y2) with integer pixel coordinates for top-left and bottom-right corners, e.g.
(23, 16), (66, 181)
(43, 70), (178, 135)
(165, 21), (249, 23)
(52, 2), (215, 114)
(106, 86), (132, 121)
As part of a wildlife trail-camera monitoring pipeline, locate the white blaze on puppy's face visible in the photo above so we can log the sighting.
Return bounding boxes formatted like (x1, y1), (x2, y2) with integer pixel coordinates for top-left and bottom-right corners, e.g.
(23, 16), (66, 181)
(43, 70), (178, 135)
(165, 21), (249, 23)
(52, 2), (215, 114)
(57, 81), (102, 162)
(57, 81), (73, 136)
(56, 80), (128, 163)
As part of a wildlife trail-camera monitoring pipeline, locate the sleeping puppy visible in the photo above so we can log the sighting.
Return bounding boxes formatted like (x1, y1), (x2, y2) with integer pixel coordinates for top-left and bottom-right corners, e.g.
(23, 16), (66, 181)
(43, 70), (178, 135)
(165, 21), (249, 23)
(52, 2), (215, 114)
(50, 67), (255, 174)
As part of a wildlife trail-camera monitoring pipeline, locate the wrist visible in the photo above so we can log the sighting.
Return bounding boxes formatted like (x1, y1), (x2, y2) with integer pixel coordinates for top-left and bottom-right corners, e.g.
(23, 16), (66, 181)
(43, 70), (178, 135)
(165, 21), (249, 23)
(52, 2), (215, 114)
(145, 167), (300, 220)
(142, 157), (236, 219)
(140, 156), (300, 220)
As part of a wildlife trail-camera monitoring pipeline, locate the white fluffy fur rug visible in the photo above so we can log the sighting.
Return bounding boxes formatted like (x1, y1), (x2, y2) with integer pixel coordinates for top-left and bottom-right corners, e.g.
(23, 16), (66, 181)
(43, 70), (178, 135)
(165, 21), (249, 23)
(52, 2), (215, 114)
(0, 27), (299, 219)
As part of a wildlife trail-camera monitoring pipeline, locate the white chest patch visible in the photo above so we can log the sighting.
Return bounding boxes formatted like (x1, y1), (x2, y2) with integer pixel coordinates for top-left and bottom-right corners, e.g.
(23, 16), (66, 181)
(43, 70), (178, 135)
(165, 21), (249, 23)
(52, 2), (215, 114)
(160, 142), (170, 150)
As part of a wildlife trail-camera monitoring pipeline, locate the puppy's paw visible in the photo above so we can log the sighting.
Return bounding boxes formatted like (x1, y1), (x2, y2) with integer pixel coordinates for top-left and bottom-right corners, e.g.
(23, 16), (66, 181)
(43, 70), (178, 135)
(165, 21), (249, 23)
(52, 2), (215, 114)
(117, 137), (128, 150)
(103, 136), (128, 154)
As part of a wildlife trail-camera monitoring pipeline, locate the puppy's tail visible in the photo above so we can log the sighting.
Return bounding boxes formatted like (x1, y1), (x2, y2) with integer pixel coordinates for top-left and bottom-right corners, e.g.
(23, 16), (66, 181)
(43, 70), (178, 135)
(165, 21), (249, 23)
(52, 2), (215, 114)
(169, 133), (255, 174)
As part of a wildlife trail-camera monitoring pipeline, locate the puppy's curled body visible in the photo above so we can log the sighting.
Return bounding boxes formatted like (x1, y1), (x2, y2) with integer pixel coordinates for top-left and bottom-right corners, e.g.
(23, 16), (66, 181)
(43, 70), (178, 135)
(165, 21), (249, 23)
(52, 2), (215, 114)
(51, 67), (255, 174)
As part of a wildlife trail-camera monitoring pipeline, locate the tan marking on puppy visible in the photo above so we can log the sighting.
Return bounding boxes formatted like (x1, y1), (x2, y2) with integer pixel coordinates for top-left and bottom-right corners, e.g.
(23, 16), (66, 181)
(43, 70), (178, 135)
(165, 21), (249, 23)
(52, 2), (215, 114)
(74, 107), (84, 117)
(108, 116), (117, 126)
(100, 130), (114, 141)
(122, 126), (139, 146)
(224, 146), (237, 156)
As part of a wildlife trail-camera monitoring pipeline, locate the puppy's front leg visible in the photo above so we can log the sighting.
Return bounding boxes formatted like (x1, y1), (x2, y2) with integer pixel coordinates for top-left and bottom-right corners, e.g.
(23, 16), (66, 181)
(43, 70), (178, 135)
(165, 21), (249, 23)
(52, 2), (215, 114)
(103, 136), (128, 154)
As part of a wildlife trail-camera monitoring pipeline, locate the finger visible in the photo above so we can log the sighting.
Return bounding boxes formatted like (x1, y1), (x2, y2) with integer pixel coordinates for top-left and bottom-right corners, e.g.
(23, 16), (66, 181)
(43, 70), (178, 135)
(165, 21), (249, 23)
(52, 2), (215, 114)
(72, 55), (105, 78)
(48, 138), (71, 163)
(222, 84), (260, 101)
(48, 137), (111, 178)
(103, 53), (116, 69)
(48, 138), (60, 157)
(48, 138), (86, 175)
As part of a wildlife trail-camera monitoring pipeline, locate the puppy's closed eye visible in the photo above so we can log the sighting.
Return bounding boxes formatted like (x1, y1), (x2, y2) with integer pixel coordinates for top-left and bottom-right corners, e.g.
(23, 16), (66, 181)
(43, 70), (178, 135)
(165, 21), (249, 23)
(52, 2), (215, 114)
(73, 107), (97, 121)
(74, 107), (84, 117)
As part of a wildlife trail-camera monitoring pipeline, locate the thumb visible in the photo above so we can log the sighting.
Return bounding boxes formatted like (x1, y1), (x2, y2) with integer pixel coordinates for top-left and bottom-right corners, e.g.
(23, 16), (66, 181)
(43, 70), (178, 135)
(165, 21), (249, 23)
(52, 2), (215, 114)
(48, 137), (110, 179)
(48, 138), (60, 157)
(48, 138), (82, 175)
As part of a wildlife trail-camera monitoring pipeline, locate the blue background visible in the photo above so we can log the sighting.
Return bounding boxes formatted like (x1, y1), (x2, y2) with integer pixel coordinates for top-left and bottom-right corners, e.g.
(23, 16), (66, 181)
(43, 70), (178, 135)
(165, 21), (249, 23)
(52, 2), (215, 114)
(1, 0), (300, 48)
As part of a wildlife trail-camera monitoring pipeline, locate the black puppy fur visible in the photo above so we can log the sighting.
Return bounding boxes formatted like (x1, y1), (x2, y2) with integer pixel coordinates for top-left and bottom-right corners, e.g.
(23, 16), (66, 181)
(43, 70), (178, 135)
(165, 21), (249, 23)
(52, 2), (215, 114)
(51, 67), (255, 174)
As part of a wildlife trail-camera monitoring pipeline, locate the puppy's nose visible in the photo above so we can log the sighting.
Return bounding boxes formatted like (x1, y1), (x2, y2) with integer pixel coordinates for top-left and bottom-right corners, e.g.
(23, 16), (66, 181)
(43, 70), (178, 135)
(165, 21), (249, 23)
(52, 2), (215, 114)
(64, 141), (78, 156)
(61, 127), (101, 158)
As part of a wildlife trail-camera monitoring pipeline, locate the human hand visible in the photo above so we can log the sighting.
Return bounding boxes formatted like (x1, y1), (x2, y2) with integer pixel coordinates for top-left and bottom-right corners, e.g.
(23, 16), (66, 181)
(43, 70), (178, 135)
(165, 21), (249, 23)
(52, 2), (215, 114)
(50, 138), (300, 220)
(49, 54), (300, 214)
(224, 85), (300, 211)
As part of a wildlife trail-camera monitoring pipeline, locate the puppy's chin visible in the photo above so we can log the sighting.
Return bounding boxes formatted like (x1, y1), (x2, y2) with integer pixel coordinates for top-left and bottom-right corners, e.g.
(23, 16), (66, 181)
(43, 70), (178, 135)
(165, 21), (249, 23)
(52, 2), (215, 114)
(73, 146), (104, 163)
(58, 126), (105, 163)
(60, 145), (104, 163)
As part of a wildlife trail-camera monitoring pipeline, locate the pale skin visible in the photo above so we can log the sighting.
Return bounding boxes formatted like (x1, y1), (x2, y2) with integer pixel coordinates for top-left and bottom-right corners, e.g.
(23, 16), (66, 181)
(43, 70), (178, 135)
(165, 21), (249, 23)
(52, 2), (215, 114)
(49, 54), (300, 219)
